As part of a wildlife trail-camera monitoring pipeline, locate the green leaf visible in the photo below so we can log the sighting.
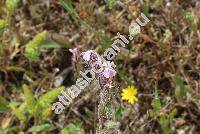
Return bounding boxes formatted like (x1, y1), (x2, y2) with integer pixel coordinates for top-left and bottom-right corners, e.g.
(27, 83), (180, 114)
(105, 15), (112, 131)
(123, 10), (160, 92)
(0, 96), (8, 112)
(115, 105), (124, 121)
(190, 23), (198, 32)
(159, 114), (171, 134)
(183, 11), (195, 22)
(62, 123), (78, 134)
(12, 108), (27, 121)
(6, 0), (20, 14)
(89, 130), (93, 134)
(182, 11), (198, 32)
(142, 3), (150, 16)
(152, 83), (161, 112)
(105, 0), (117, 9)
(40, 40), (62, 49)
(25, 31), (48, 61)
(151, 96), (161, 112)
(8, 101), (20, 108)
(28, 124), (53, 133)
(41, 107), (52, 121)
(61, 127), (69, 134)
(117, 69), (133, 85)
(172, 75), (188, 102)
(9, 102), (26, 121)
(149, 110), (155, 118)
(149, 83), (161, 118)
(18, 102), (27, 112)
(22, 84), (38, 115)
(0, 128), (8, 134)
(0, 20), (6, 30)
(169, 108), (177, 124)
(60, 0), (79, 20)
(99, 33), (113, 49)
(38, 86), (64, 110)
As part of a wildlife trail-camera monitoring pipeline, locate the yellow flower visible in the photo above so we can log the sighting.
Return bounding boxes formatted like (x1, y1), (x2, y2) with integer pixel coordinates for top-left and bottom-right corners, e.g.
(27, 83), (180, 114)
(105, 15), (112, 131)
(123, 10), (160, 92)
(121, 86), (138, 104)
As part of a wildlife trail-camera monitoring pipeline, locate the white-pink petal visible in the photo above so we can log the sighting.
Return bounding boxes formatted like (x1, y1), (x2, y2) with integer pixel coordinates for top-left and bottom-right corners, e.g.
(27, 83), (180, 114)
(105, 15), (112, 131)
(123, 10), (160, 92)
(81, 51), (91, 61)
(102, 68), (116, 78)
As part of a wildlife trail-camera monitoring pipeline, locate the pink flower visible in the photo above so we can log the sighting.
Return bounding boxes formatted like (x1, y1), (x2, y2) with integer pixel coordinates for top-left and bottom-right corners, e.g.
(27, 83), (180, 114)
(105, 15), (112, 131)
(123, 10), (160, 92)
(100, 61), (117, 78)
(69, 48), (78, 61)
(82, 51), (91, 61)
(102, 68), (116, 78)
(81, 50), (96, 61)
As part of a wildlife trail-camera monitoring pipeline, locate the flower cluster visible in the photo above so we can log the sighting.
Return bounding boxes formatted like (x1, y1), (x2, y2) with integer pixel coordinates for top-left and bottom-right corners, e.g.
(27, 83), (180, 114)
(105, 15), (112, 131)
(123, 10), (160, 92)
(81, 50), (116, 88)
(52, 49), (118, 114)
(69, 49), (117, 88)
(52, 12), (150, 114)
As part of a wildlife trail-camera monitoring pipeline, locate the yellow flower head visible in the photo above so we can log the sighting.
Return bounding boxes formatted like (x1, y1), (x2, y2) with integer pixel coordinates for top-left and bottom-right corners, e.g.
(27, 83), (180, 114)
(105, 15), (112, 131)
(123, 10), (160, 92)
(121, 86), (138, 104)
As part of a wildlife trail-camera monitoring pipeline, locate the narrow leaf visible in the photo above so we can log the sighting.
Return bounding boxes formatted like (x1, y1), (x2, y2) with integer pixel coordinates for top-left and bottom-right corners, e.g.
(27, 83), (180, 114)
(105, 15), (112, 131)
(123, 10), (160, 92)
(60, 0), (79, 20)
(25, 31), (48, 61)
(115, 105), (124, 121)
(169, 108), (177, 124)
(172, 75), (188, 102)
(42, 107), (52, 121)
(152, 82), (161, 111)
(0, 97), (8, 112)
(9, 102), (26, 121)
(99, 33), (112, 49)
(12, 108), (26, 121)
(28, 124), (53, 133)
(40, 40), (62, 49)
(38, 86), (65, 110)
(117, 69), (133, 85)
(159, 114), (171, 134)
(0, 20), (6, 30)
(22, 84), (38, 115)
(152, 97), (161, 112)
(65, 123), (78, 134)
